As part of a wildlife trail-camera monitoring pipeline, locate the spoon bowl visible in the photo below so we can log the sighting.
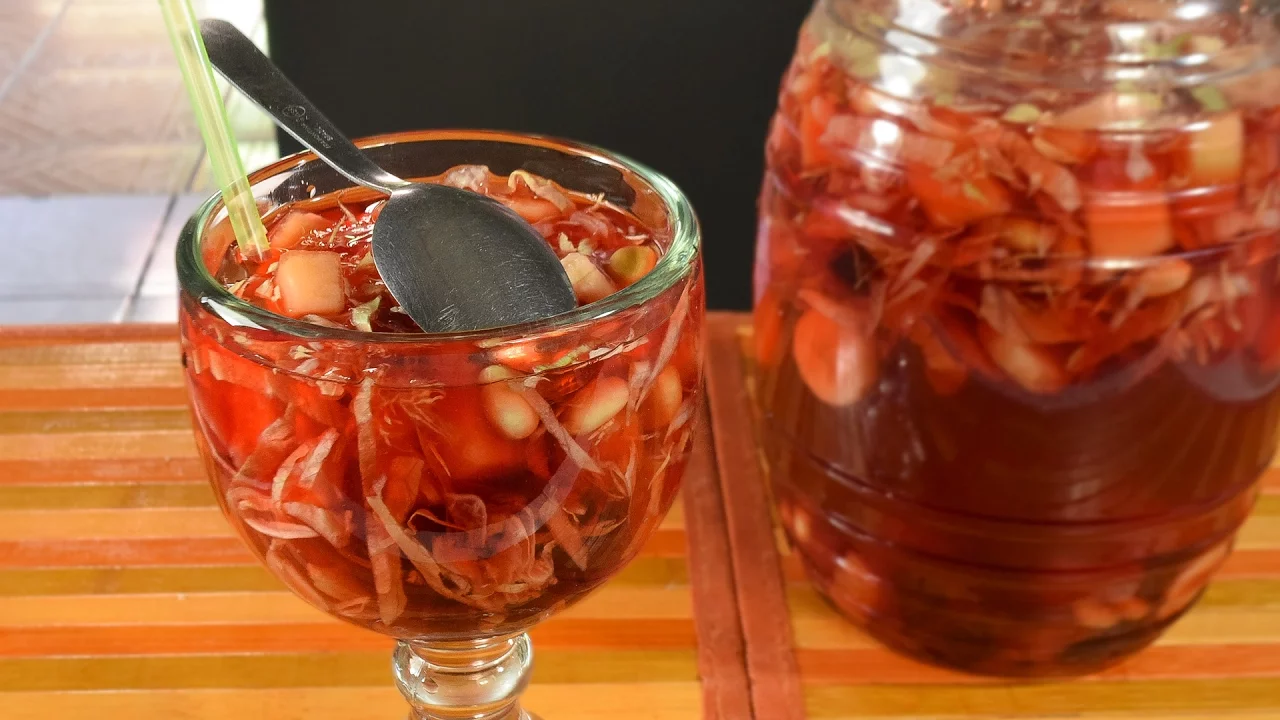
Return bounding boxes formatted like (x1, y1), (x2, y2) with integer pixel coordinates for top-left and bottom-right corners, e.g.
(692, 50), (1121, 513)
(198, 19), (577, 333)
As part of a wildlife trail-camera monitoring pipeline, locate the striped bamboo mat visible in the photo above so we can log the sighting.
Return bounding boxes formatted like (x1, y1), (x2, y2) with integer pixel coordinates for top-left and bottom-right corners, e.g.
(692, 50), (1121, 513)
(703, 314), (1280, 720)
(0, 322), (751, 720)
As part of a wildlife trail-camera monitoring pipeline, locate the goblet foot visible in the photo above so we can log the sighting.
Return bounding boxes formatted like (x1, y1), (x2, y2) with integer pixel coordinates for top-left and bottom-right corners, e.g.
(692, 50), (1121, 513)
(393, 632), (538, 720)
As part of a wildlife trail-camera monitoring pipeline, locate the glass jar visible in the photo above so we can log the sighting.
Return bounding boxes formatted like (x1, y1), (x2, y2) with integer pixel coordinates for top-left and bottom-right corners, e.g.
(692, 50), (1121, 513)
(754, 0), (1280, 676)
(179, 130), (704, 718)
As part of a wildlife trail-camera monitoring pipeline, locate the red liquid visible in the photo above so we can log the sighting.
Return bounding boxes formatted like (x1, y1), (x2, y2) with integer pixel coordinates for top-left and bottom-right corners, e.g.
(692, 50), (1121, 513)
(755, 16), (1280, 675)
(181, 167), (703, 638)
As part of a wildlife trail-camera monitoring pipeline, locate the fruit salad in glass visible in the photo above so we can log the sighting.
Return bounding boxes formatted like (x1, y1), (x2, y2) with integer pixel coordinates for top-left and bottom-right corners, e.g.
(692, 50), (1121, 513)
(179, 131), (704, 718)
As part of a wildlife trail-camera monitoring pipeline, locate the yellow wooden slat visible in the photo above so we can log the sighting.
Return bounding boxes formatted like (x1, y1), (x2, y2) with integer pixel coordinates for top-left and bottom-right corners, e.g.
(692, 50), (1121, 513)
(0, 431), (197, 462)
(0, 363), (183, 390)
(838, 715), (1280, 720)
(0, 409), (191, 435)
(0, 507), (234, 541)
(0, 483), (214, 510)
(805, 678), (1280, 717)
(1239, 512), (1280, 549)
(0, 343), (178, 367)
(661, 498), (685, 530)
(0, 683), (702, 720)
(0, 586), (694, 627)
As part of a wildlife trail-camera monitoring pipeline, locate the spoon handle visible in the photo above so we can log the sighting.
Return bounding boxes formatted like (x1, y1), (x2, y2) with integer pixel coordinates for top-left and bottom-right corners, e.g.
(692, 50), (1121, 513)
(199, 19), (408, 195)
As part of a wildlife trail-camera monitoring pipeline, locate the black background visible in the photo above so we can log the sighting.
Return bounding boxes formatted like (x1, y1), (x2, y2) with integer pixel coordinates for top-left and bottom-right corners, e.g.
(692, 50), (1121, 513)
(263, 0), (811, 310)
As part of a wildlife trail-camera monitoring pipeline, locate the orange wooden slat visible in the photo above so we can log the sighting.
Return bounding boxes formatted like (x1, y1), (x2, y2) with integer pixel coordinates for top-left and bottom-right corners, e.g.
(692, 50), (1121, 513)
(0, 387), (189, 411)
(0, 617), (699, 657)
(682, 420), (754, 720)
(0, 324), (177, 348)
(704, 314), (804, 720)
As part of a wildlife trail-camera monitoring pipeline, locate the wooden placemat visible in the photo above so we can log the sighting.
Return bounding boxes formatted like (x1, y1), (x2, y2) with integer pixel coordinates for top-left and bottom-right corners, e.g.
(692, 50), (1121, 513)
(704, 313), (1280, 720)
(0, 322), (751, 720)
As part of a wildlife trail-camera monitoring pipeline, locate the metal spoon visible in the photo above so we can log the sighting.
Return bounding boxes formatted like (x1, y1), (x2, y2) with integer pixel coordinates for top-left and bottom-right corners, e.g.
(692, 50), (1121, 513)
(198, 19), (577, 333)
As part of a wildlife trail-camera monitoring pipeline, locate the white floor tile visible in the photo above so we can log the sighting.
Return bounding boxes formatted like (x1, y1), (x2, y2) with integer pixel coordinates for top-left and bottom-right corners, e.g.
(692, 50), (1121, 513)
(139, 192), (211, 296)
(123, 293), (178, 323)
(0, 194), (169, 297)
(0, 295), (127, 325)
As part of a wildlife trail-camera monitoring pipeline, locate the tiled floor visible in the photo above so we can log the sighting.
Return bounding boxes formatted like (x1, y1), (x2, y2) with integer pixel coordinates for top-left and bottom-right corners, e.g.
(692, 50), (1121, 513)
(0, 0), (278, 324)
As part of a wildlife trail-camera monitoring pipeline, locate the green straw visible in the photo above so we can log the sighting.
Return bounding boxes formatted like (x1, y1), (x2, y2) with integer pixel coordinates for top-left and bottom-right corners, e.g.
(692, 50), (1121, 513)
(159, 0), (269, 258)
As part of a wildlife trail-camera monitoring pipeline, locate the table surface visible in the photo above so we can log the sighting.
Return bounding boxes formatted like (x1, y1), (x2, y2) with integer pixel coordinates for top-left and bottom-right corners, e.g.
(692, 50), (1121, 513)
(2, 313), (1279, 720)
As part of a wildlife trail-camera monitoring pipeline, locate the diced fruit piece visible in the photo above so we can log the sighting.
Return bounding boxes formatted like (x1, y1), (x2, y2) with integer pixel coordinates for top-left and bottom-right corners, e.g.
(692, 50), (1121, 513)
(479, 365), (540, 440)
(1085, 195), (1174, 257)
(827, 552), (883, 623)
(788, 502), (812, 546)
(978, 323), (1068, 394)
(418, 390), (524, 489)
(792, 306), (877, 407)
(1156, 540), (1232, 620)
(561, 253), (617, 304)
(1184, 112), (1244, 186)
(1050, 92), (1162, 130)
(1072, 595), (1150, 630)
(503, 197), (562, 224)
(1031, 126), (1096, 164)
(269, 211), (332, 250)
(906, 165), (1012, 227)
(641, 366), (683, 430)
(800, 94), (837, 169)
(998, 217), (1054, 254)
(491, 342), (541, 373)
(564, 376), (630, 435)
(608, 246), (658, 286)
(1136, 260), (1192, 297)
(276, 250), (345, 317)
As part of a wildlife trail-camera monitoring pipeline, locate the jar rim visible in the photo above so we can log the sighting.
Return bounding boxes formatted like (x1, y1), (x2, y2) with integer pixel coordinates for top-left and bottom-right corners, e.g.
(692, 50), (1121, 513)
(813, 0), (1280, 96)
(176, 129), (701, 344)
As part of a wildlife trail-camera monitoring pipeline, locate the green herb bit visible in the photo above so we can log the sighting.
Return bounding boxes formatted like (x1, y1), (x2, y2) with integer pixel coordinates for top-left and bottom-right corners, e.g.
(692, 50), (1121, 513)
(351, 297), (381, 333)
(809, 41), (832, 62)
(1002, 103), (1042, 124)
(962, 182), (987, 204)
(1190, 85), (1229, 113)
(532, 345), (591, 374)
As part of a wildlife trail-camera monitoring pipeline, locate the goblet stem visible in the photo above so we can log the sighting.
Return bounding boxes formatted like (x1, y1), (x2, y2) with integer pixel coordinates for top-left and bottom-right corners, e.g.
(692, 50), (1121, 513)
(393, 631), (538, 720)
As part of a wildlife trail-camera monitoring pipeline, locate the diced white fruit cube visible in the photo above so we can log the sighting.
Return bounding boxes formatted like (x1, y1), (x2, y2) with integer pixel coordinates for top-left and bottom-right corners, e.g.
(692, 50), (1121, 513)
(277, 250), (345, 317)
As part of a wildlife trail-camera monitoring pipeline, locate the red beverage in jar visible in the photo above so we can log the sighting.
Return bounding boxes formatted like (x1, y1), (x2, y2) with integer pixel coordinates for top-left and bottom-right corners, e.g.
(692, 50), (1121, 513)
(755, 0), (1280, 675)
(182, 153), (704, 640)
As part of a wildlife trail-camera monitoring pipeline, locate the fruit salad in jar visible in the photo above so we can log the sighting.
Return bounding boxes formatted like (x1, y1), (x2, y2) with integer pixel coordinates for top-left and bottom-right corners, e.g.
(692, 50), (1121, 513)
(181, 160), (703, 638)
(755, 0), (1280, 675)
